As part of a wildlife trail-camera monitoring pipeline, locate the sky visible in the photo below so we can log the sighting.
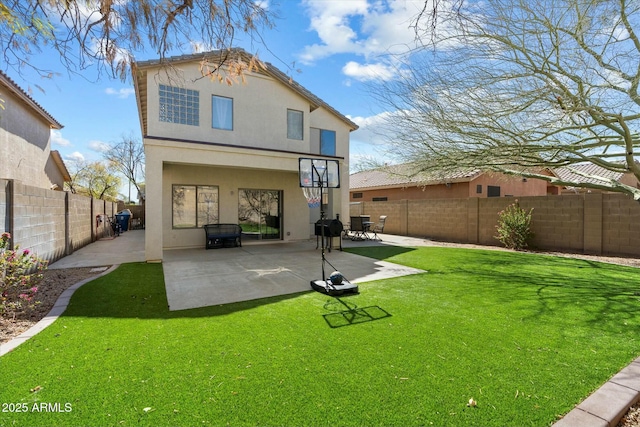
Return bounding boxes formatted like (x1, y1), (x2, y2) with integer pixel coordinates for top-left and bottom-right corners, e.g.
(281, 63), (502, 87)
(6, 0), (427, 198)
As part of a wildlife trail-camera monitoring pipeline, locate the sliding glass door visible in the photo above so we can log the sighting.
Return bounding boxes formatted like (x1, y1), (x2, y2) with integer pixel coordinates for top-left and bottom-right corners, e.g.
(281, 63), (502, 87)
(238, 189), (282, 240)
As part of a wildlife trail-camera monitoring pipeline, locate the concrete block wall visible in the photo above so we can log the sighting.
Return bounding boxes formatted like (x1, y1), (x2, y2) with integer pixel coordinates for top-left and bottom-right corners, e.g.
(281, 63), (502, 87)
(67, 193), (93, 252)
(602, 194), (640, 256)
(1, 179), (118, 264)
(409, 198), (469, 242)
(11, 181), (67, 262)
(513, 196), (584, 253)
(357, 193), (640, 257)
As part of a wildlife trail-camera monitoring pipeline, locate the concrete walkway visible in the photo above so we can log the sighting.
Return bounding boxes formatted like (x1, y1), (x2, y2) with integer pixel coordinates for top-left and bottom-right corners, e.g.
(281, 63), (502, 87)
(49, 229), (146, 269)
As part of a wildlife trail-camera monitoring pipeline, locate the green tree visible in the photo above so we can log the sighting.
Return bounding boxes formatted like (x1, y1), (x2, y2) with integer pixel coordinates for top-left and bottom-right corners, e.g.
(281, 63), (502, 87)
(375, 0), (640, 200)
(66, 160), (122, 201)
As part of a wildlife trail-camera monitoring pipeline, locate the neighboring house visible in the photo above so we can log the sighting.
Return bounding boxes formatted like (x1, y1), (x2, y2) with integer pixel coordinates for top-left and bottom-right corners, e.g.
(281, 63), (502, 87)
(133, 49), (358, 262)
(0, 71), (70, 190)
(553, 163), (640, 195)
(350, 163), (552, 202)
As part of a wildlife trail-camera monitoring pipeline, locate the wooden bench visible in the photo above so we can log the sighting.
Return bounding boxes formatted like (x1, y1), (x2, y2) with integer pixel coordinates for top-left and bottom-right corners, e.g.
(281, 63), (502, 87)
(203, 224), (243, 249)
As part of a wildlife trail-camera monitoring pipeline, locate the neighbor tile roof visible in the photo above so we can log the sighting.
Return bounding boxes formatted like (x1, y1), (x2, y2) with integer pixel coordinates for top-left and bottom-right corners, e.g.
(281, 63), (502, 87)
(351, 162), (635, 190)
(350, 163), (482, 189)
(553, 163), (626, 186)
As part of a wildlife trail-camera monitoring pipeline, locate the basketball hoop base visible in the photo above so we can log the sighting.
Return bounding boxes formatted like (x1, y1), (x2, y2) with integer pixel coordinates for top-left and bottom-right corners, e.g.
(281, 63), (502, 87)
(310, 279), (359, 296)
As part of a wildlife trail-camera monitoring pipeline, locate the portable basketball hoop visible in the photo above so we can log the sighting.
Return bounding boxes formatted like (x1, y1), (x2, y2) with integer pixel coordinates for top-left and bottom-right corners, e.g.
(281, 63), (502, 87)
(299, 158), (358, 296)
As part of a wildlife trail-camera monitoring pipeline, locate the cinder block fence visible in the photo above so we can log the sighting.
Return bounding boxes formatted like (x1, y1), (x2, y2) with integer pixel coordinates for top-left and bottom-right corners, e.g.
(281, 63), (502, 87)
(1, 179), (119, 264)
(351, 193), (640, 257)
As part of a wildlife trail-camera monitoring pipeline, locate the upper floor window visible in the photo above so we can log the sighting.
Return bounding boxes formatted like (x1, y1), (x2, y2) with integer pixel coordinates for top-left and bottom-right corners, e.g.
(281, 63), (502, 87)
(320, 129), (336, 156)
(159, 84), (199, 126)
(287, 109), (303, 140)
(212, 95), (233, 130)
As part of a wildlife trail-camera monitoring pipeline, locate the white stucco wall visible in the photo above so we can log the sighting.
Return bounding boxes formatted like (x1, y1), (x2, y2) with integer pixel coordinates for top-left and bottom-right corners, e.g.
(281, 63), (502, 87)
(147, 67), (312, 153)
(139, 61), (353, 261)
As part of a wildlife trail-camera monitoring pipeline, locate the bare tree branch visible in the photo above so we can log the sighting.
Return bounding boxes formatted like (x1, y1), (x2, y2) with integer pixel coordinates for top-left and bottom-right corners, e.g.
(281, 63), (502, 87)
(374, 0), (640, 200)
(0, 0), (275, 82)
(103, 133), (145, 203)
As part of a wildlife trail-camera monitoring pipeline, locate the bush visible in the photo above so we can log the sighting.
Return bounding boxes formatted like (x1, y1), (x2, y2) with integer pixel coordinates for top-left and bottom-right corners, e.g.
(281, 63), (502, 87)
(0, 232), (47, 319)
(495, 201), (534, 251)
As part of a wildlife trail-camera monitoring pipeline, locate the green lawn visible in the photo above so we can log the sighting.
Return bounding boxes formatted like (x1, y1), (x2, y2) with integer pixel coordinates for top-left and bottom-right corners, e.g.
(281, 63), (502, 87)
(1, 246), (639, 427)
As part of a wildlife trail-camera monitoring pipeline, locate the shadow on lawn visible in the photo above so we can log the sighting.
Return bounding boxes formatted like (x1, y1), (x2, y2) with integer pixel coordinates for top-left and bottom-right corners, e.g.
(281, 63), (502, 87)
(346, 245), (640, 335)
(442, 249), (640, 333)
(322, 296), (392, 328)
(344, 245), (417, 260)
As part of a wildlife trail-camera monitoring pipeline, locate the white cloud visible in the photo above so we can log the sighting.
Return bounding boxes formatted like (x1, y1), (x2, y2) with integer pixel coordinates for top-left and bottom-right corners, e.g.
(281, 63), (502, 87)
(342, 61), (396, 82)
(190, 40), (210, 53)
(88, 140), (112, 153)
(347, 110), (413, 170)
(65, 152), (85, 163)
(255, 0), (270, 10)
(349, 111), (395, 147)
(51, 130), (72, 147)
(105, 87), (135, 98)
(90, 37), (131, 69)
(299, 0), (421, 65)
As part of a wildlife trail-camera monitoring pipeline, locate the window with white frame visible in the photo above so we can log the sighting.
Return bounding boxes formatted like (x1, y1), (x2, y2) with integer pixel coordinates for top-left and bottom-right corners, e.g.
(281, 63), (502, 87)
(287, 109), (303, 140)
(159, 84), (199, 126)
(212, 95), (233, 130)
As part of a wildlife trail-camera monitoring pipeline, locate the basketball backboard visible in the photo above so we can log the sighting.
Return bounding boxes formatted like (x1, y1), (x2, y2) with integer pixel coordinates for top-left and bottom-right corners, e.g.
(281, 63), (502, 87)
(299, 158), (340, 188)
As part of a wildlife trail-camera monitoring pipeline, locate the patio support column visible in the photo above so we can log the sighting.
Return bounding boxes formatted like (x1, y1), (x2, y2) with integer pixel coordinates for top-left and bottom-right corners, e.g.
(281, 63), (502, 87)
(145, 153), (163, 262)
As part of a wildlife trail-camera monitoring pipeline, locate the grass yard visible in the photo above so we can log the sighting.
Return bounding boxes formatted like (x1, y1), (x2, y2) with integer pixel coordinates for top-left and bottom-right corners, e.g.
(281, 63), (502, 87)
(1, 246), (639, 426)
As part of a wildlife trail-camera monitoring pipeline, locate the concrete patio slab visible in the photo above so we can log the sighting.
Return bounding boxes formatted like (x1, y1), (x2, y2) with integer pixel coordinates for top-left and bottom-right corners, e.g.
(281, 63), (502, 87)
(162, 240), (426, 311)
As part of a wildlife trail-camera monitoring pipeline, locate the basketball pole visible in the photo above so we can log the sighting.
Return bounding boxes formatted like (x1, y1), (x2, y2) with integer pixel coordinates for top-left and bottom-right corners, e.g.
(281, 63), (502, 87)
(302, 157), (358, 296)
(312, 163), (328, 284)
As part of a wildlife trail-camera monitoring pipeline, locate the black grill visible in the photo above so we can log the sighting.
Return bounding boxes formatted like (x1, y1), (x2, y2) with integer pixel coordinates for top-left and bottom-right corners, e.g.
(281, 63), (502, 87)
(315, 218), (343, 237)
(314, 218), (343, 251)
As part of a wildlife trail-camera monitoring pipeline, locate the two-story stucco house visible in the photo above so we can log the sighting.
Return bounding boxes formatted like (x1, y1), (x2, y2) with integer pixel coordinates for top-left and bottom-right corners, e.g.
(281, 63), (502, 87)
(133, 49), (358, 262)
(0, 71), (70, 190)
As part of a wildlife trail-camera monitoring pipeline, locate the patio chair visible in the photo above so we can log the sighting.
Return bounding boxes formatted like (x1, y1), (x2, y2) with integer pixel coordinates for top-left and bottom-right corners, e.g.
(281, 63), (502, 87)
(349, 216), (370, 240)
(371, 215), (387, 241)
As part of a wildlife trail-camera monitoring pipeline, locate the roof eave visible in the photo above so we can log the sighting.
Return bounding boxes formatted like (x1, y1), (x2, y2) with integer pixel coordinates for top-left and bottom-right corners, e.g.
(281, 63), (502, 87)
(0, 71), (63, 129)
(50, 150), (71, 182)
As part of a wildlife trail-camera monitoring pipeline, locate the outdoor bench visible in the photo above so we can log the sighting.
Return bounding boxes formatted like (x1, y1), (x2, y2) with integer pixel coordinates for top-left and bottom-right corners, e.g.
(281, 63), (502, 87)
(203, 224), (243, 249)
